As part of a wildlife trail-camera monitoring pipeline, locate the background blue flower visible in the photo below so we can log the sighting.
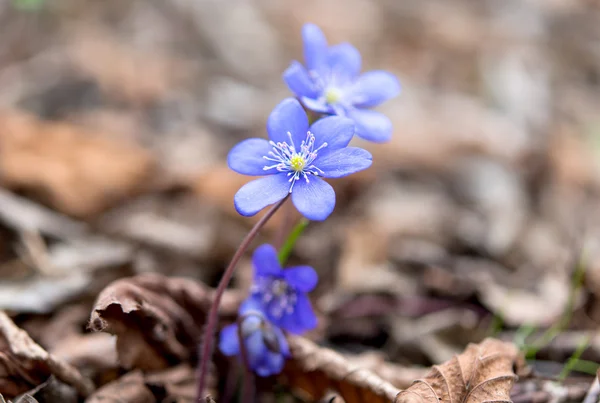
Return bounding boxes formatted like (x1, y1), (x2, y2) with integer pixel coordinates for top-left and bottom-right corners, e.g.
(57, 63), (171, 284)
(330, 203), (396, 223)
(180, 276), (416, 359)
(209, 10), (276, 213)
(228, 98), (372, 221)
(248, 244), (318, 334)
(218, 298), (290, 377)
(284, 23), (401, 143)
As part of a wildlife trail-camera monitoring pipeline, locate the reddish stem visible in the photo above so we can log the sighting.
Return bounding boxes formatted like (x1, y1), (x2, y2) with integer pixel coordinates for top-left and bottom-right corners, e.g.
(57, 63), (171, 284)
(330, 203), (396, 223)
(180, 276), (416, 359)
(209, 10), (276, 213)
(196, 196), (289, 400)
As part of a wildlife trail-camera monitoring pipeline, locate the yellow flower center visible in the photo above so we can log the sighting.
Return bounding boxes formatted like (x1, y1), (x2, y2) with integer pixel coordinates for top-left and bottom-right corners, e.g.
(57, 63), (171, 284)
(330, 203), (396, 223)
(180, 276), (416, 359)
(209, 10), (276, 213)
(289, 155), (306, 172)
(325, 87), (342, 104)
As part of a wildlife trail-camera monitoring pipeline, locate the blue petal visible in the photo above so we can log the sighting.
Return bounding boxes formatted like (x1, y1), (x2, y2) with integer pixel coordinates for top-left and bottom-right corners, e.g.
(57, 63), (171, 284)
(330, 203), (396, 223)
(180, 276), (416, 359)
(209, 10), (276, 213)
(291, 177), (335, 221)
(239, 297), (265, 316)
(301, 96), (332, 114)
(293, 293), (318, 331)
(347, 109), (393, 143)
(276, 308), (305, 334)
(316, 147), (372, 178)
(218, 324), (240, 356)
(327, 43), (361, 80)
(284, 266), (318, 292)
(274, 327), (290, 357)
(252, 244), (281, 277)
(302, 23), (328, 72)
(267, 98), (309, 147)
(245, 331), (267, 370)
(234, 174), (291, 217)
(266, 352), (285, 374)
(283, 61), (319, 98)
(309, 116), (354, 153)
(351, 71), (401, 108)
(255, 360), (274, 377)
(227, 138), (272, 176)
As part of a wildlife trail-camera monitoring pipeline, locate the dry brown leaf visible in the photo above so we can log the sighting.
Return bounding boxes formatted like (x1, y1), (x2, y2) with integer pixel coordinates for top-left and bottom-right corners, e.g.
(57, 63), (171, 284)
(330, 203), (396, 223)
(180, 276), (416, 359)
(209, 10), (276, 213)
(51, 333), (118, 377)
(0, 110), (153, 217)
(144, 364), (196, 402)
(89, 273), (241, 371)
(0, 312), (94, 399)
(394, 338), (520, 403)
(85, 371), (154, 403)
(345, 352), (428, 390)
(67, 27), (190, 105)
(283, 336), (400, 403)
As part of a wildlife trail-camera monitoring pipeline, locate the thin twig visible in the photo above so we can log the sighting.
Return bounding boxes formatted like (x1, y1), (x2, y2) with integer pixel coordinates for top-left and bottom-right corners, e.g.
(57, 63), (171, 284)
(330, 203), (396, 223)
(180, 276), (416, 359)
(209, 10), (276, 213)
(196, 196), (289, 401)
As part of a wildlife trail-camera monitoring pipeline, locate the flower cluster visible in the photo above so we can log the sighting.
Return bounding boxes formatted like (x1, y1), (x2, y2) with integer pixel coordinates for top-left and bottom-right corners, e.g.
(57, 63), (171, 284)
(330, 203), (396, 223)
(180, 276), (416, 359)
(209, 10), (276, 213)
(219, 244), (318, 376)
(219, 23), (399, 379)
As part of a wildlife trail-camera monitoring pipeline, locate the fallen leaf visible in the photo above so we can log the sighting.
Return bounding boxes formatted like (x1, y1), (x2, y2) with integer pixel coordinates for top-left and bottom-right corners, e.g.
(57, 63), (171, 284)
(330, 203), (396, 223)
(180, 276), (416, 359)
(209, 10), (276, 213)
(67, 27), (190, 105)
(144, 364), (196, 402)
(89, 273), (241, 371)
(0, 311), (94, 399)
(367, 91), (532, 172)
(283, 336), (400, 403)
(0, 109), (153, 217)
(85, 365), (200, 403)
(16, 376), (78, 403)
(0, 394), (38, 403)
(394, 338), (520, 403)
(51, 333), (118, 378)
(85, 371), (154, 403)
(345, 351), (428, 390)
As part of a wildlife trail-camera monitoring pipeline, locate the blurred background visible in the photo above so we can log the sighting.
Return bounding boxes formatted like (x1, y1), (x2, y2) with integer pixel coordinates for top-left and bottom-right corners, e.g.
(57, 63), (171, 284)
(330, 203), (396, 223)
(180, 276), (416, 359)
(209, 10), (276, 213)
(1, 0), (600, 400)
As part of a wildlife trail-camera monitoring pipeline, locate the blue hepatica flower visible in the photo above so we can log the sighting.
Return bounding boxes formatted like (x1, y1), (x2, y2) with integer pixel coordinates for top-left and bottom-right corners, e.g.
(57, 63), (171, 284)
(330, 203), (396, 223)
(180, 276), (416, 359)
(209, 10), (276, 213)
(249, 244), (318, 334)
(219, 298), (290, 377)
(284, 23), (401, 143)
(228, 98), (372, 221)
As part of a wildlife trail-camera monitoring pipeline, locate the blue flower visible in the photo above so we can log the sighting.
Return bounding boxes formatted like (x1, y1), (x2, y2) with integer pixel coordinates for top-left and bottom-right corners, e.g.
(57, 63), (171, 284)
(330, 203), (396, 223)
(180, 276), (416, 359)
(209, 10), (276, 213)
(228, 98), (372, 221)
(219, 298), (290, 377)
(283, 23), (401, 143)
(248, 244), (318, 334)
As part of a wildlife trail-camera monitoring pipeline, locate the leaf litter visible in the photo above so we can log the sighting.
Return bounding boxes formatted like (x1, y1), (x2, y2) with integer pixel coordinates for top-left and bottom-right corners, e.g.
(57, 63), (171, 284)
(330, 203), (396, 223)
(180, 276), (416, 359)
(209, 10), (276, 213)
(1, 0), (600, 402)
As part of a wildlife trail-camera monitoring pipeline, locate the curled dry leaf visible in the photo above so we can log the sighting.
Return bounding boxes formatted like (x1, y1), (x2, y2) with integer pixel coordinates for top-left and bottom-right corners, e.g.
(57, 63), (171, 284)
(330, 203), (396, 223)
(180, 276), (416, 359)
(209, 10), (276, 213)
(0, 312), (94, 399)
(89, 273), (241, 371)
(395, 338), (520, 403)
(283, 336), (400, 403)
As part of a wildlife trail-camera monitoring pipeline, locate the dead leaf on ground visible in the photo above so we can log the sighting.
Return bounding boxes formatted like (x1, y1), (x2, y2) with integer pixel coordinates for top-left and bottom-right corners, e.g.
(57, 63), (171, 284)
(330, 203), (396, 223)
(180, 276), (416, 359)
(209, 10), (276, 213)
(51, 333), (118, 378)
(0, 311), (94, 399)
(0, 110), (153, 217)
(1, 394), (38, 403)
(85, 371), (154, 403)
(283, 336), (400, 403)
(345, 351), (428, 390)
(85, 364), (203, 403)
(67, 27), (191, 105)
(395, 338), (521, 403)
(89, 274), (241, 371)
(144, 364), (197, 402)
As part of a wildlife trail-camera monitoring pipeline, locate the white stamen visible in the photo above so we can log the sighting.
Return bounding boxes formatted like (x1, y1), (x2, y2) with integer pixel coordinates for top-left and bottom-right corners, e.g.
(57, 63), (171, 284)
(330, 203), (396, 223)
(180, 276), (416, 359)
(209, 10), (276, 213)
(262, 131), (328, 192)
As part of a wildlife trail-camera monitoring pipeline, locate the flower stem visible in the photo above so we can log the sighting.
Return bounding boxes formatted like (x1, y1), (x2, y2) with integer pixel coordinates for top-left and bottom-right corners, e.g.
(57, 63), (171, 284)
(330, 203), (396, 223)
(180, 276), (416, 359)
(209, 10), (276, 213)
(196, 195), (289, 401)
(277, 218), (309, 265)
